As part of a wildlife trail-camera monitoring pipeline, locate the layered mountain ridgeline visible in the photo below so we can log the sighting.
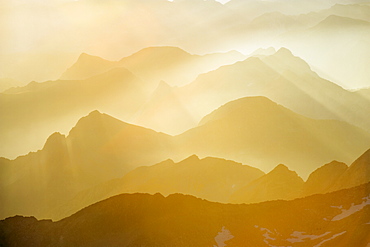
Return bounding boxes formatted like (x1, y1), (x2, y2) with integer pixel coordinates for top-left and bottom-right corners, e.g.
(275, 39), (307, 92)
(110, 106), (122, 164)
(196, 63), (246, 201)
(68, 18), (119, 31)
(61, 46), (246, 86)
(277, 14), (370, 89)
(176, 96), (370, 176)
(0, 67), (150, 159)
(0, 111), (176, 219)
(1, 97), (370, 220)
(52, 148), (370, 220)
(0, 46), (244, 159)
(50, 155), (265, 220)
(3, 47), (370, 159)
(1, 183), (370, 247)
(0, 78), (23, 93)
(137, 48), (370, 134)
(2, 0), (369, 86)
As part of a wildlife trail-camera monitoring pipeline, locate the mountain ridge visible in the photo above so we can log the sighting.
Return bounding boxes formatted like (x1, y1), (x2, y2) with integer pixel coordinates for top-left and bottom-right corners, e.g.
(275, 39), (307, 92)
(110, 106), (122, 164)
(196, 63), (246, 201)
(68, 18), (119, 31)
(1, 182), (370, 246)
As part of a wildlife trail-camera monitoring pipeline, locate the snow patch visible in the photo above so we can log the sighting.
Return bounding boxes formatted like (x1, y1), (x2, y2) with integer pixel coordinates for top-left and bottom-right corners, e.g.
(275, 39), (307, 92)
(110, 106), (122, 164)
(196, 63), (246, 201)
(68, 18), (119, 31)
(332, 196), (370, 221)
(314, 231), (346, 247)
(214, 226), (234, 247)
(287, 231), (330, 243)
(256, 226), (286, 247)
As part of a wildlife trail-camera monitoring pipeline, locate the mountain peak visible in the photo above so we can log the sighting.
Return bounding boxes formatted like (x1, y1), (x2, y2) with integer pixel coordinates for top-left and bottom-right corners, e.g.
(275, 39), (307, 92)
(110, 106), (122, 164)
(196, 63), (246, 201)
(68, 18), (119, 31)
(230, 163), (304, 204)
(249, 47), (276, 57)
(179, 154), (200, 164)
(155, 80), (173, 94)
(120, 46), (192, 63)
(267, 163), (303, 182)
(316, 15), (370, 28)
(61, 53), (116, 80)
(262, 46), (313, 74)
(330, 148), (370, 191)
(42, 132), (67, 151)
(87, 110), (102, 117)
(68, 111), (124, 138)
(303, 160), (348, 196)
(275, 47), (293, 56)
(77, 52), (107, 61)
(272, 163), (290, 172)
(199, 96), (282, 126)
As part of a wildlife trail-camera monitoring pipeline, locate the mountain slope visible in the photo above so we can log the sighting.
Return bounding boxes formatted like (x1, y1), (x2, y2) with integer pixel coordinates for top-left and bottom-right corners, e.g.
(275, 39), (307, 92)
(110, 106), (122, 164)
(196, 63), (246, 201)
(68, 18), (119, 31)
(50, 155), (264, 220)
(61, 46), (246, 87)
(2, 96), (370, 220)
(303, 161), (348, 196)
(60, 53), (119, 80)
(278, 15), (370, 89)
(1, 182), (369, 247)
(177, 96), (370, 177)
(230, 164), (304, 203)
(145, 48), (370, 134)
(332, 149), (370, 191)
(0, 67), (149, 159)
(0, 111), (175, 219)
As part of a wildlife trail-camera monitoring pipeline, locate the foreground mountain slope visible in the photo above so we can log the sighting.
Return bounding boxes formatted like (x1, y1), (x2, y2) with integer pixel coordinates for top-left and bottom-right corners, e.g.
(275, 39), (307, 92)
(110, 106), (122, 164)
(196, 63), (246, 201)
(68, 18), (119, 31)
(1, 182), (369, 247)
(177, 96), (370, 176)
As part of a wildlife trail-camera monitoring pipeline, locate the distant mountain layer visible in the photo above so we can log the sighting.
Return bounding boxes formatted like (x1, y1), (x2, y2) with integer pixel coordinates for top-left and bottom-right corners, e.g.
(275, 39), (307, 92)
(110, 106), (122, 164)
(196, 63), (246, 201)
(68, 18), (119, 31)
(137, 48), (370, 135)
(60, 46), (245, 87)
(1, 98), (370, 220)
(1, 182), (369, 247)
(0, 46), (245, 159)
(2, 47), (370, 159)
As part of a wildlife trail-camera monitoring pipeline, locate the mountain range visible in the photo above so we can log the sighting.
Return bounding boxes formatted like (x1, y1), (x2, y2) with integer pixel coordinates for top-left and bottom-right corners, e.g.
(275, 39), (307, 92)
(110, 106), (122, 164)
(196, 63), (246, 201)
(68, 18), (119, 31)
(49, 147), (370, 221)
(1, 97), (369, 220)
(2, 46), (370, 160)
(0, 47), (244, 159)
(1, 182), (369, 246)
(136, 48), (370, 135)
(1, 1), (370, 245)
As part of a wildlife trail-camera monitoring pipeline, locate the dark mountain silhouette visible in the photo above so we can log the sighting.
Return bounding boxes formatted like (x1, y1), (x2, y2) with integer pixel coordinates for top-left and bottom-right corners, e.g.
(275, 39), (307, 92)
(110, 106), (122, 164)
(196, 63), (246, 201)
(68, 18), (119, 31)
(1, 182), (369, 247)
